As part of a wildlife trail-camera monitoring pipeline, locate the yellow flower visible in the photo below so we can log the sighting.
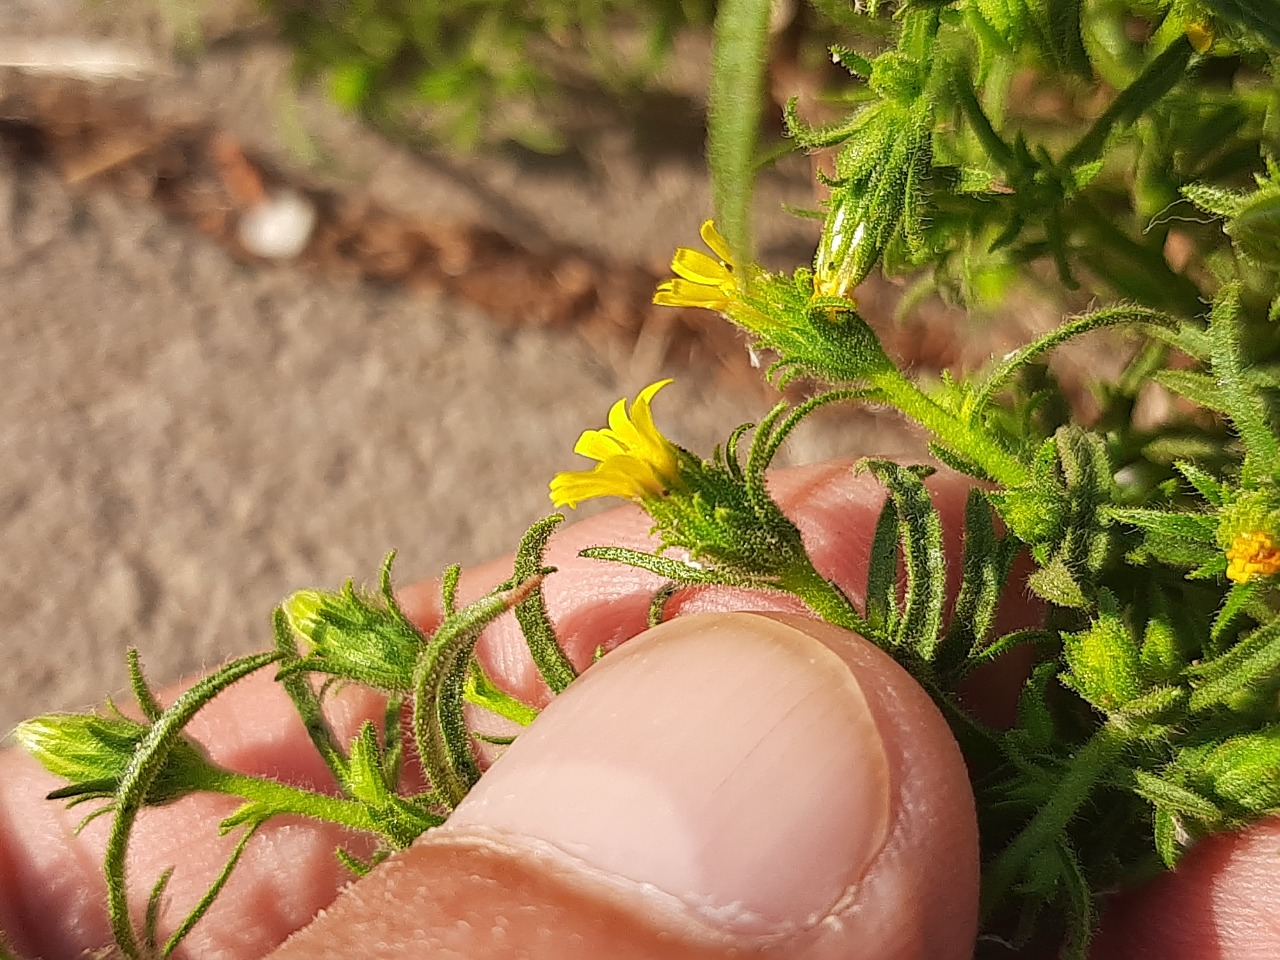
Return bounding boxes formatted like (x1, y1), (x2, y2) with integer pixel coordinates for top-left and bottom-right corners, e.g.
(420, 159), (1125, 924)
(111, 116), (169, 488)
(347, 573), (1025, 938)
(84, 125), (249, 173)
(1226, 530), (1280, 583)
(1186, 21), (1214, 55)
(550, 380), (683, 509)
(653, 221), (737, 313)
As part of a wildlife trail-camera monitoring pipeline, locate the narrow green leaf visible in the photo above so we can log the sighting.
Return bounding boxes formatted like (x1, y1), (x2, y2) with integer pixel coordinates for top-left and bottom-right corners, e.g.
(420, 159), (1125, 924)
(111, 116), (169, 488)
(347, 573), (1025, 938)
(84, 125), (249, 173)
(464, 658), (539, 727)
(272, 608), (346, 779)
(1130, 770), (1221, 820)
(579, 546), (761, 587)
(1105, 507), (1218, 544)
(1063, 37), (1194, 169)
(966, 630), (1059, 671)
(144, 866), (174, 955)
(1153, 808), (1184, 868)
(975, 307), (1172, 413)
(1173, 461), (1226, 506)
(511, 515), (576, 694)
(861, 461), (946, 660)
(1189, 621), (1280, 712)
(648, 582), (681, 628)
(440, 563), (462, 615)
(864, 499), (900, 640)
(1201, 0), (1280, 47)
(104, 651), (283, 958)
(1209, 285), (1280, 484)
(163, 824), (261, 957)
(1056, 838), (1096, 960)
(412, 579), (541, 809)
(1151, 369), (1231, 414)
(944, 489), (1016, 669)
(1045, 0), (1091, 78)
(1209, 581), (1262, 644)
(127, 649), (163, 723)
(335, 846), (375, 877)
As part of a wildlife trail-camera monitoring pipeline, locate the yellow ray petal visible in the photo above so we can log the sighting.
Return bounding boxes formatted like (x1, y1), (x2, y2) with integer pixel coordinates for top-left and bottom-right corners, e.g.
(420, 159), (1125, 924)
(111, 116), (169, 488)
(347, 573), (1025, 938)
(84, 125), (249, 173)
(700, 220), (733, 263)
(652, 279), (731, 311)
(671, 248), (731, 285)
(574, 428), (626, 462)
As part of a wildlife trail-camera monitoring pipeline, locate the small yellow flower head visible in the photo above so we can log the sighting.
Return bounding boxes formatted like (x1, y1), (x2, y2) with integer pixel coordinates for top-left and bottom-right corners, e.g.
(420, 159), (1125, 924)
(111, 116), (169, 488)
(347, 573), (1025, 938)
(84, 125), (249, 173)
(550, 379), (684, 509)
(1226, 530), (1280, 584)
(653, 221), (738, 314)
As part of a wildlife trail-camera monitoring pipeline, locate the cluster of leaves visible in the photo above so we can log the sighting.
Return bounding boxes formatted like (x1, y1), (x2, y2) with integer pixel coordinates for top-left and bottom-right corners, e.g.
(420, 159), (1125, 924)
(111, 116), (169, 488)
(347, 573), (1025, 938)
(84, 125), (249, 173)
(260, 0), (716, 150)
(669, 0), (1280, 954)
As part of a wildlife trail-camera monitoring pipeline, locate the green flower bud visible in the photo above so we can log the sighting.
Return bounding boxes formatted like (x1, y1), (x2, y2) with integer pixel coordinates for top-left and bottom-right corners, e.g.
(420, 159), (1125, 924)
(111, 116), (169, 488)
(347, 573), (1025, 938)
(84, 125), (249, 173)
(14, 712), (213, 805)
(1061, 591), (1144, 712)
(1199, 728), (1280, 815)
(280, 583), (423, 691)
(282, 589), (327, 641)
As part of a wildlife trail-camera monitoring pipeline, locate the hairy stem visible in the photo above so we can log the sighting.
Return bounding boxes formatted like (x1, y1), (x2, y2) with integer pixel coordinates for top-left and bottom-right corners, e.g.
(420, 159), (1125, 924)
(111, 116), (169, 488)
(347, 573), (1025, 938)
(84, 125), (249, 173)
(873, 370), (1032, 487)
(980, 721), (1128, 918)
(198, 771), (379, 833)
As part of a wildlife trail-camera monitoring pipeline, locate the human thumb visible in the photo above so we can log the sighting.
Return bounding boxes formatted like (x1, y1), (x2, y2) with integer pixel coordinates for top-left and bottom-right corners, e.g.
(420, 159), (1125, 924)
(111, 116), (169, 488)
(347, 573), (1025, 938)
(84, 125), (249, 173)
(268, 611), (979, 960)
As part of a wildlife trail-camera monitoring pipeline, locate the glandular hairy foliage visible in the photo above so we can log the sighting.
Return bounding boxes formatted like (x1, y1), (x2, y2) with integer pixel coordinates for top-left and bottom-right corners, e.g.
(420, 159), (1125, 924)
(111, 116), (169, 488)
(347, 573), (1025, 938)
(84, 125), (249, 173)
(13, 1), (1280, 958)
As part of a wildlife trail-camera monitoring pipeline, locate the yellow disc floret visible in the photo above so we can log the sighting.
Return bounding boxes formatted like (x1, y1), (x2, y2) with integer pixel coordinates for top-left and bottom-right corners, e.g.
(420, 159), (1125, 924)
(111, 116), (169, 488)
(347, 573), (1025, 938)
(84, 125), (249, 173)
(1226, 530), (1280, 584)
(549, 380), (684, 509)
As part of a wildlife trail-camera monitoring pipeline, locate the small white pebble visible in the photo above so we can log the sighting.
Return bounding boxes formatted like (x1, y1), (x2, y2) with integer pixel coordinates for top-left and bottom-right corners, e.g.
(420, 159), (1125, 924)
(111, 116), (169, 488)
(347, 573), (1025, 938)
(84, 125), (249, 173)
(237, 189), (317, 260)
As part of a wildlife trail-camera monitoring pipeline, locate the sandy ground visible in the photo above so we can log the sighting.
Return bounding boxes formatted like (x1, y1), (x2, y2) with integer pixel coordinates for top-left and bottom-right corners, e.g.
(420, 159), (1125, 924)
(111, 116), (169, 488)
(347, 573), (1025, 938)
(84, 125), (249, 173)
(1, 4), (924, 729)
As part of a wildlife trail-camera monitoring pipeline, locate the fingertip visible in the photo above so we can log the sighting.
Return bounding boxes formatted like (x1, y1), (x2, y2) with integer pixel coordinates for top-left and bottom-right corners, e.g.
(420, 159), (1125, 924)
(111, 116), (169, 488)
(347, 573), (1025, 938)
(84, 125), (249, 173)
(270, 612), (979, 959)
(1093, 817), (1280, 960)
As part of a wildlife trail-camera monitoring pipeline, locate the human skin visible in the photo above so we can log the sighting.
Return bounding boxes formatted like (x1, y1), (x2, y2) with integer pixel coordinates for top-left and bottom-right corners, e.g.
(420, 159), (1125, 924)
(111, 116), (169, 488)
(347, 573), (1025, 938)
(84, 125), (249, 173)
(0, 462), (1277, 958)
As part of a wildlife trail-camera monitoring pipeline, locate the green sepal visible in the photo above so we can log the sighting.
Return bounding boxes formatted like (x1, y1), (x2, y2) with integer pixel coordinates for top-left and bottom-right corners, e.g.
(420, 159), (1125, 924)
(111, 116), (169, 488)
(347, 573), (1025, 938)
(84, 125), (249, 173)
(279, 553), (426, 693)
(1139, 612), (1186, 685)
(1198, 727), (1280, 814)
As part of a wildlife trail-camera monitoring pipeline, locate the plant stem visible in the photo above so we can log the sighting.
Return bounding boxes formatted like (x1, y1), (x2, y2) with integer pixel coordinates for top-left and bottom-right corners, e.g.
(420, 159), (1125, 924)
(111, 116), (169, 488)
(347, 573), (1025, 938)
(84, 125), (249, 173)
(199, 770), (378, 834)
(781, 562), (869, 635)
(1062, 38), (1195, 170)
(872, 370), (1032, 487)
(104, 652), (281, 960)
(980, 721), (1128, 918)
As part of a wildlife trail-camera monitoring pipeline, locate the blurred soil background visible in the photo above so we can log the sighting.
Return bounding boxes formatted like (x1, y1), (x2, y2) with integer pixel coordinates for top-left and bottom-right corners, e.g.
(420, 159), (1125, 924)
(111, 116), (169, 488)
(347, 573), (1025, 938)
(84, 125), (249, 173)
(0, 0), (1077, 729)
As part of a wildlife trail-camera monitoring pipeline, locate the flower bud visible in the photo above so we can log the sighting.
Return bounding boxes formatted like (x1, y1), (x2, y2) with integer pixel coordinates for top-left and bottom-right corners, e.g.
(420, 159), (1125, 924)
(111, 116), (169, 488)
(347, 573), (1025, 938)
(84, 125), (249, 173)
(282, 589), (328, 644)
(14, 712), (212, 805)
(280, 584), (422, 691)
